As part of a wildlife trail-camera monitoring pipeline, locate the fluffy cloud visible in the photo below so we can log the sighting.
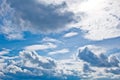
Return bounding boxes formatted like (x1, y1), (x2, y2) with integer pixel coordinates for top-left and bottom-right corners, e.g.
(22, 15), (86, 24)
(63, 32), (78, 38)
(48, 49), (69, 55)
(24, 43), (57, 51)
(0, 50), (58, 79)
(78, 45), (107, 56)
(0, 50), (120, 79)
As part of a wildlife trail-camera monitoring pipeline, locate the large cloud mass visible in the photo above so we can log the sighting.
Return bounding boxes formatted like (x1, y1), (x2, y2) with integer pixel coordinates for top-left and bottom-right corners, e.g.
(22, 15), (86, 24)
(0, 0), (74, 39)
(0, 0), (120, 40)
(69, 0), (120, 40)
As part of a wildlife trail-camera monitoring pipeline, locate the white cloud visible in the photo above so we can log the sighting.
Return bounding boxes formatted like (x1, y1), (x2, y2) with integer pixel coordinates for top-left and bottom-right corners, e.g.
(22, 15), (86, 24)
(78, 45), (107, 56)
(63, 32), (78, 38)
(48, 49), (69, 55)
(42, 37), (62, 43)
(44, 0), (120, 40)
(24, 43), (57, 51)
(0, 50), (120, 79)
(0, 48), (10, 55)
(67, 0), (120, 40)
(19, 50), (56, 69)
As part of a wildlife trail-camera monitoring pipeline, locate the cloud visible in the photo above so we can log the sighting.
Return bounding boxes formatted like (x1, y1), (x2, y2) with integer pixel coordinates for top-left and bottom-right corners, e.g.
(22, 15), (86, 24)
(63, 32), (78, 38)
(0, 0), (74, 40)
(24, 43), (57, 51)
(42, 37), (62, 43)
(0, 50), (58, 79)
(0, 50), (120, 79)
(0, 0), (24, 40)
(48, 49), (69, 55)
(70, 0), (120, 40)
(78, 45), (107, 56)
(0, 48), (10, 55)
(37, 0), (120, 40)
(50, 0), (120, 40)
(1, 0), (120, 40)
(19, 50), (56, 69)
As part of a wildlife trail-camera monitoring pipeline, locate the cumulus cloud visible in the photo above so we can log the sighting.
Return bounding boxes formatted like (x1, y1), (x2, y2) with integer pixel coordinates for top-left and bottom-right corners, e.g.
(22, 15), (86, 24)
(0, 50), (58, 79)
(63, 32), (78, 38)
(24, 43), (57, 51)
(0, 0), (74, 40)
(0, 50), (120, 79)
(48, 49), (69, 55)
(78, 45), (107, 56)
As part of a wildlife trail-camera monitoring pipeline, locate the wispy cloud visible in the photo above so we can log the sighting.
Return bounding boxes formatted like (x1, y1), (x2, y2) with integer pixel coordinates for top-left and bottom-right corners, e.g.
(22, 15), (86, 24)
(0, 48), (10, 55)
(63, 32), (78, 38)
(42, 37), (62, 43)
(48, 49), (69, 55)
(24, 43), (57, 51)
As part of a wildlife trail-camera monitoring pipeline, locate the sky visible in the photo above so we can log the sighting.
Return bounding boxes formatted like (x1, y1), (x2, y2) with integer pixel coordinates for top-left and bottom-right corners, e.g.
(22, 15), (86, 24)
(0, 0), (120, 80)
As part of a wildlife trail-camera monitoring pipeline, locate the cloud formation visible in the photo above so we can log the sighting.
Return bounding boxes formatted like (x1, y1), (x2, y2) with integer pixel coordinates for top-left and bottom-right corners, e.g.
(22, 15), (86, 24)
(42, 37), (62, 43)
(63, 32), (78, 38)
(69, 0), (120, 40)
(0, 49), (120, 79)
(0, 0), (74, 39)
(1, 0), (120, 40)
(48, 49), (69, 55)
(24, 43), (57, 51)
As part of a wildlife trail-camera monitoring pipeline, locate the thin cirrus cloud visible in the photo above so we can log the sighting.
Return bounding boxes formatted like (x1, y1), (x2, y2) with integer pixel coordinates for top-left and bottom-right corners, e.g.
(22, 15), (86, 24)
(24, 43), (57, 51)
(48, 49), (69, 55)
(63, 32), (78, 38)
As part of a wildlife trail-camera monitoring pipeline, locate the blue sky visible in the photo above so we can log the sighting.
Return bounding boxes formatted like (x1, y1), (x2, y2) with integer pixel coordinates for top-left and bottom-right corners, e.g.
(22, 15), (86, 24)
(0, 0), (120, 80)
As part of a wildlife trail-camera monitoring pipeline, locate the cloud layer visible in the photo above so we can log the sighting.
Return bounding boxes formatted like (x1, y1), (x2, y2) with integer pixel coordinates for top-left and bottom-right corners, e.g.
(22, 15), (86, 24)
(0, 49), (120, 80)
(0, 0), (120, 40)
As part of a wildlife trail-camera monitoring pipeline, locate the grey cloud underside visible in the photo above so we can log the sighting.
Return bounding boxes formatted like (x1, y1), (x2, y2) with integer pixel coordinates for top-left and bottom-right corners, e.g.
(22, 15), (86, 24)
(7, 0), (74, 33)
(78, 47), (120, 67)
